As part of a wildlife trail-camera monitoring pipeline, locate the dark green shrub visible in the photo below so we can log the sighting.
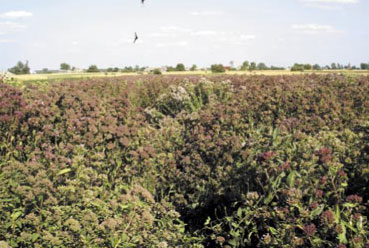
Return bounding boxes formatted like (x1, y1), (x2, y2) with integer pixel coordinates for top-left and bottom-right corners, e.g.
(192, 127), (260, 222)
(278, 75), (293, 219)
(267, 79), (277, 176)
(211, 64), (226, 73)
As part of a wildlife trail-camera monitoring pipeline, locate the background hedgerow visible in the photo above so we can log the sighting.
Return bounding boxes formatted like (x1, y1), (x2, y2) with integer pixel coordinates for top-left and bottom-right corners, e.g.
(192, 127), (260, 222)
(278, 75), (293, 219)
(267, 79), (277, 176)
(0, 74), (368, 247)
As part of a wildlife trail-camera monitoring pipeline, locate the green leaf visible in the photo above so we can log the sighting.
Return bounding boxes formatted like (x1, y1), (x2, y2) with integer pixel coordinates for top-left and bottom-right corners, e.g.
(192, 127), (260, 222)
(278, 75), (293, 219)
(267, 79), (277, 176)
(204, 217), (211, 226)
(237, 208), (243, 218)
(310, 204), (325, 218)
(286, 171), (296, 187)
(120, 204), (130, 210)
(57, 168), (72, 176)
(334, 205), (341, 223)
(337, 224), (347, 244)
(269, 226), (277, 235)
(343, 203), (356, 208)
(11, 211), (22, 220)
(32, 233), (39, 242)
(264, 193), (274, 205)
(228, 239), (238, 247)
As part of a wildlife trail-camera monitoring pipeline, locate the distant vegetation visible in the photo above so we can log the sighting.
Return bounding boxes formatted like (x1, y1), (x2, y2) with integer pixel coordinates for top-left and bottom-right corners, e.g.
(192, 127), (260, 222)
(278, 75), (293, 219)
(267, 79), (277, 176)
(8, 61), (30, 75)
(60, 63), (71, 71)
(211, 64), (226, 73)
(6, 60), (369, 75)
(86, 65), (100, 73)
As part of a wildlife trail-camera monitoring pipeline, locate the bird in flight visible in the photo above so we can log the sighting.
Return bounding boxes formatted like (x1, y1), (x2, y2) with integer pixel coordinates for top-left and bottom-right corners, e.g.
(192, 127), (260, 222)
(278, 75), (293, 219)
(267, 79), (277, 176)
(141, 0), (145, 5)
(134, 32), (139, 43)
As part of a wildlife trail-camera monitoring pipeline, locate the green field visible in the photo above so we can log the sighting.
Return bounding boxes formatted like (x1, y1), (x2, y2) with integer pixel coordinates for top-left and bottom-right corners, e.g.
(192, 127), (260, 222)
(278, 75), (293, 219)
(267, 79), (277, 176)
(7, 69), (369, 83)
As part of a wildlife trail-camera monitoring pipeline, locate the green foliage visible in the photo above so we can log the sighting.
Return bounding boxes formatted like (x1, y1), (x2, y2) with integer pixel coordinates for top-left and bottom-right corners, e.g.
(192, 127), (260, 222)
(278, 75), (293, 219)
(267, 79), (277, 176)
(8, 61), (30, 75)
(1, 74), (369, 247)
(360, 63), (369, 70)
(313, 64), (321, 70)
(249, 62), (257, 71)
(176, 63), (186, 71)
(152, 68), (162, 75)
(86, 65), (100, 73)
(291, 63), (305, 71)
(211, 64), (226, 73)
(257, 62), (268, 70)
(60, 63), (71, 71)
(241, 61), (249, 71)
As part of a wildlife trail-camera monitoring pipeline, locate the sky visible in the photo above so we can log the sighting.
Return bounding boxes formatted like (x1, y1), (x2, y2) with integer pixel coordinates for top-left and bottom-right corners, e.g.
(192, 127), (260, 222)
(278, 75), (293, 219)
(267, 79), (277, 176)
(0, 0), (368, 70)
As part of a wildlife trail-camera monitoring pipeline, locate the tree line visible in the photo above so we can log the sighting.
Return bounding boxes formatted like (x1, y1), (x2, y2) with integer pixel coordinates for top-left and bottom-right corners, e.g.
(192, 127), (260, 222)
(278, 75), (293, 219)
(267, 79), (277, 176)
(6, 61), (369, 75)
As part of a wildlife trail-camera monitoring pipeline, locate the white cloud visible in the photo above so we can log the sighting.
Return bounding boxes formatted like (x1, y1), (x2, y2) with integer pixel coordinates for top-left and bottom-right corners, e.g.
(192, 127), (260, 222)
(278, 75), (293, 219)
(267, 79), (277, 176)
(217, 33), (256, 45)
(0, 21), (27, 31)
(292, 24), (343, 34)
(0, 39), (15, 43)
(191, 30), (218, 36)
(0, 11), (33, 19)
(240, 34), (256, 41)
(149, 32), (176, 38)
(190, 11), (224, 16)
(299, 0), (359, 9)
(156, 41), (189, 48)
(160, 26), (192, 33)
(300, 0), (359, 3)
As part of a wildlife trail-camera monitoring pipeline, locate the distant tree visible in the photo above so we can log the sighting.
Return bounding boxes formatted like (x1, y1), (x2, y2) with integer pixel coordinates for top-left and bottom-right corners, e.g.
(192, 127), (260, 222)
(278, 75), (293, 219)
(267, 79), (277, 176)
(60, 63), (71, 71)
(87, 65), (100, 73)
(190, 64), (197, 71)
(257, 62), (268, 70)
(304, 64), (312, 70)
(313, 64), (321, 70)
(166, 66), (175, 72)
(106, 67), (119, 72)
(331, 63), (337, 70)
(360, 63), (369, 70)
(175, 63), (186, 71)
(291, 63), (304, 72)
(122, 66), (133, 72)
(270, 66), (285, 70)
(152, 68), (162, 75)
(39, 68), (51, 74)
(249, 62), (257, 71)
(8, 61), (30, 75)
(211, 64), (225, 73)
(241, 61), (249, 71)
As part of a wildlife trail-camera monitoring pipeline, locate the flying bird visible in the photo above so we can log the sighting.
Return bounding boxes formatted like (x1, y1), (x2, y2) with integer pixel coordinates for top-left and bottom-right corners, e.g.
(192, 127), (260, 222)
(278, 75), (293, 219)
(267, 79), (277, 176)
(141, 0), (145, 5)
(134, 32), (139, 43)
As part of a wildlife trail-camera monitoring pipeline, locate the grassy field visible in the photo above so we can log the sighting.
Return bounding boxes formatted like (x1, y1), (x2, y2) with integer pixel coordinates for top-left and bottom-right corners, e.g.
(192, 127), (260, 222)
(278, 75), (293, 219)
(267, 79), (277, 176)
(7, 69), (369, 82)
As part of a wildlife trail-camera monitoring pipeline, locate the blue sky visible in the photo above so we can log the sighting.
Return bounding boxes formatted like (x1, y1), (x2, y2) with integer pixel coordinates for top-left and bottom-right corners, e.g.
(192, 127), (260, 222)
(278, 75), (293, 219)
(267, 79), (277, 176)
(0, 0), (368, 70)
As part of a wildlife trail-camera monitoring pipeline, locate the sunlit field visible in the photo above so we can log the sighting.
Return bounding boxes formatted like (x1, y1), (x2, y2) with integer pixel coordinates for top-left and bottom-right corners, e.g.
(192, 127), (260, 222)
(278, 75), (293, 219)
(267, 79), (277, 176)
(7, 69), (369, 83)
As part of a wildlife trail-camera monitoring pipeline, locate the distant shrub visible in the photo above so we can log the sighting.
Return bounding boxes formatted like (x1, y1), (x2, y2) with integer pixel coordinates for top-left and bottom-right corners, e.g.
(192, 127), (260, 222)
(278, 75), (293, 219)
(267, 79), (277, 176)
(291, 63), (304, 71)
(152, 68), (162, 75)
(211, 64), (225, 73)
(8, 61), (30, 75)
(86, 65), (100, 73)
